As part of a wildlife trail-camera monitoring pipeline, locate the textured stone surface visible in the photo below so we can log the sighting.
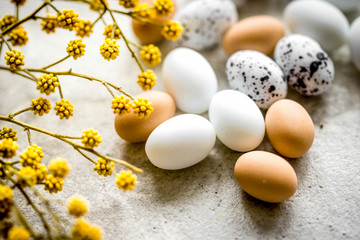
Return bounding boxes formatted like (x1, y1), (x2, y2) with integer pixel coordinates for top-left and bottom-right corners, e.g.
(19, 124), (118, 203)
(1, 0), (360, 239)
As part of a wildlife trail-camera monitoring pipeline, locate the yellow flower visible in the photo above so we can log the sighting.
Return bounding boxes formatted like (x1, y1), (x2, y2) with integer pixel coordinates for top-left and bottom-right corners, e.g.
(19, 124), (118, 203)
(44, 175), (64, 193)
(34, 164), (48, 183)
(68, 195), (88, 218)
(100, 38), (120, 61)
(41, 14), (57, 34)
(0, 127), (17, 141)
(140, 44), (161, 67)
(20, 145), (44, 168)
(154, 0), (174, 16)
(36, 73), (60, 95)
(67, 39), (86, 60)
(7, 227), (30, 240)
(94, 158), (114, 177)
(8, 26), (28, 46)
(4, 49), (25, 71)
(103, 24), (121, 40)
(81, 129), (102, 148)
(119, 0), (138, 9)
(115, 170), (137, 191)
(72, 218), (102, 240)
(17, 167), (37, 188)
(0, 184), (13, 220)
(161, 20), (183, 41)
(111, 95), (131, 116)
(89, 0), (108, 11)
(0, 139), (18, 159)
(0, 15), (15, 31)
(133, 3), (156, 19)
(48, 157), (70, 178)
(132, 98), (153, 119)
(137, 70), (156, 90)
(10, 0), (27, 6)
(75, 19), (93, 38)
(31, 97), (51, 116)
(54, 99), (74, 120)
(57, 9), (79, 31)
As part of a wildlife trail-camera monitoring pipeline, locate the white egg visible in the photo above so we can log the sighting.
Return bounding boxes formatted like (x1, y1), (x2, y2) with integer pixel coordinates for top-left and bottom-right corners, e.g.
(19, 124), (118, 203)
(284, 0), (350, 51)
(226, 50), (287, 109)
(274, 34), (335, 96)
(175, 0), (237, 50)
(325, 0), (359, 12)
(162, 47), (218, 114)
(350, 17), (360, 71)
(209, 90), (265, 152)
(145, 114), (216, 170)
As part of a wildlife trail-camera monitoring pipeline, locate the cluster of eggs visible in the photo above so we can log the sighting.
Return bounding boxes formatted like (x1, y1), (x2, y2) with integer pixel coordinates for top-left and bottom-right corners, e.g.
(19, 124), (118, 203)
(119, 0), (359, 203)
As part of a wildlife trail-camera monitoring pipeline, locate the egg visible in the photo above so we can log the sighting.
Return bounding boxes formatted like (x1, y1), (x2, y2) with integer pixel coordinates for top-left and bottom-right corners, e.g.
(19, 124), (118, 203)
(209, 90), (265, 152)
(175, 0), (237, 50)
(325, 0), (360, 12)
(234, 151), (298, 203)
(284, 0), (349, 51)
(274, 34), (335, 96)
(162, 47), (218, 114)
(226, 50), (287, 109)
(114, 91), (176, 143)
(350, 17), (360, 71)
(132, 0), (176, 44)
(222, 15), (285, 57)
(265, 99), (315, 158)
(145, 114), (216, 170)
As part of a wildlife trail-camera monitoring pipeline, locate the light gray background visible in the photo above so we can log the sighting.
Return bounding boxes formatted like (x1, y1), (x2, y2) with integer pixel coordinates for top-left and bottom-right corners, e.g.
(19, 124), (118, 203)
(1, 0), (360, 239)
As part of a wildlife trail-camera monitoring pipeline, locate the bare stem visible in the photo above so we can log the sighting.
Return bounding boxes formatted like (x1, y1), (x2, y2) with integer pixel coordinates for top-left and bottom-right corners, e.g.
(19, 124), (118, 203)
(102, 81), (116, 98)
(24, 128), (32, 145)
(16, 5), (19, 21)
(1, 36), (12, 51)
(8, 107), (33, 118)
(46, 1), (61, 15)
(58, 81), (64, 99)
(42, 55), (70, 70)
(74, 147), (96, 164)
(92, 10), (107, 26)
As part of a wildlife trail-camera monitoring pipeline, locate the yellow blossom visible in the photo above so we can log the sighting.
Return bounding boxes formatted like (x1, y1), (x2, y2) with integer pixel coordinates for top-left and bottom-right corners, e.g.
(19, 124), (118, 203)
(0, 139), (18, 159)
(133, 3), (156, 19)
(75, 19), (93, 38)
(67, 39), (86, 60)
(100, 38), (120, 61)
(0, 127), (17, 141)
(154, 0), (174, 16)
(10, 0), (27, 6)
(140, 44), (161, 67)
(31, 97), (51, 116)
(161, 20), (183, 41)
(89, 0), (108, 11)
(20, 145), (44, 168)
(81, 129), (102, 148)
(4, 49), (25, 71)
(48, 157), (70, 178)
(119, 0), (138, 9)
(68, 195), (88, 218)
(44, 175), (64, 193)
(72, 218), (102, 240)
(41, 14), (57, 34)
(94, 158), (114, 177)
(137, 70), (156, 90)
(8, 26), (28, 46)
(57, 9), (79, 31)
(34, 164), (48, 183)
(17, 167), (37, 188)
(0, 15), (15, 31)
(103, 24), (121, 40)
(7, 227), (30, 240)
(111, 95), (131, 116)
(54, 99), (74, 120)
(36, 73), (60, 95)
(115, 170), (137, 191)
(0, 184), (13, 220)
(132, 98), (153, 119)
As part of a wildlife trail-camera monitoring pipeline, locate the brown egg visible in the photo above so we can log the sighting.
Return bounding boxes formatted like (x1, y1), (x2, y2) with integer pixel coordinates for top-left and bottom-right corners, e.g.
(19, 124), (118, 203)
(234, 151), (298, 203)
(114, 91), (176, 143)
(265, 99), (315, 158)
(222, 15), (285, 56)
(132, 0), (176, 44)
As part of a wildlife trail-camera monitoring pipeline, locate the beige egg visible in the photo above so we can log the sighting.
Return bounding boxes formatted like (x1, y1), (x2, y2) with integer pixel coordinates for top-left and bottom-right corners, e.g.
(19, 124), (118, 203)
(114, 91), (176, 143)
(265, 99), (315, 158)
(234, 151), (298, 203)
(222, 15), (285, 56)
(132, 0), (176, 44)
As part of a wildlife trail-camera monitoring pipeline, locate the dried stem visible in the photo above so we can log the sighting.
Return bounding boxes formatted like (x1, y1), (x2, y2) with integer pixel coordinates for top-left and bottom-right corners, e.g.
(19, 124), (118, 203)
(8, 107), (33, 118)
(24, 128), (32, 145)
(16, 5), (19, 21)
(92, 10), (107, 26)
(42, 55), (71, 70)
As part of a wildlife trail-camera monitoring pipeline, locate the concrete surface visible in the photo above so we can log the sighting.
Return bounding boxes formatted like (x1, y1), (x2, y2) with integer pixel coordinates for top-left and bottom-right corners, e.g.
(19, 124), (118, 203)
(1, 0), (360, 239)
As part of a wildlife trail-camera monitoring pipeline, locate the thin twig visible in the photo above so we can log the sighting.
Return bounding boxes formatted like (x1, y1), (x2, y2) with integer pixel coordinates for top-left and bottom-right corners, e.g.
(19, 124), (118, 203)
(92, 10), (107, 26)
(58, 81), (64, 99)
(102, 81), (116, 98)
(1, 36), (12, 50)
(46, 1), (61, 15)
(42, 55), (70, 70)
(8, 107), (33, 118)
(16, 5), (19, 21)
(24, 128), (32, 145)
(74, 147), (96, 164)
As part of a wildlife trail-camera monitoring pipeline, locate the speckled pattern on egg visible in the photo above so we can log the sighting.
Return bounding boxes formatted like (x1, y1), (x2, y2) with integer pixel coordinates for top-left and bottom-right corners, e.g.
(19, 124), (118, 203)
(274, 34), (335, 96)
(175, 0), (237, 50)
(226, 50), (287, 109)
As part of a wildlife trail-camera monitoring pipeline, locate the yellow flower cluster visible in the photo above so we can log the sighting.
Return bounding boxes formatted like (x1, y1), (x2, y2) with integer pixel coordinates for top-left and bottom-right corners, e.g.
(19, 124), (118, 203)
(48, 157), (70, 178)
(100, 38), (120, 61)
(67, 39), (86, 60)
(31, 97), (51, 116)
(10, 0), (27, 6)
(0, 139), (18, 159)
(72, 218), (102, 240)
(4, 49), (25, 70)
(41, 14), (57, 34)
(57, 9), (79, 31)
(8, 26), (28, 46)
(44, 175), (64, 193)
(7, 227), (30, 240)
(20, 144), (44, 168)
(36, 73), (59, 95)
(154, 0), (174, 16)
(94, 158), (114, 177)
(119, 0), (138, 9)
(132, 98), (153, 119)
(0, 15), (15, 31)
(0, 184), (13, 220)
(34, 164), (48, 183)
(0, 127), (17, 141)
(111, 95), (131, 116)
(115, 170), (137, 191)
(17, 166), (37, 188)
(68, 195), (88, 218)
(75, 19), (93, 38)
(161, 20), (183, 41)
(103, 24), (121, 40)
(54, 99), (74, 120)
(137, 70), (156, 90)
(140, 44), (161, 67)
(81, 129), (102, 148)
(89, 0), (108, 11)
(134, 3), (156, 19)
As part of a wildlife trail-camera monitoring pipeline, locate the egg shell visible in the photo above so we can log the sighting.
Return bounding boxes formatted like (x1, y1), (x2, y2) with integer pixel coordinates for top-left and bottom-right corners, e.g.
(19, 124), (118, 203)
(131, 0), (176, 44)
(114, 91), (176, 143)
(265, 99), (315, 158)
(284, 0), (349, 51)
(350, 17), (360, 71)
(274, 34), (335, 96)
(226, 50), (287, 109)
(209, 90), (265, 152)
(222, 15), (285, 57)
(175, 0), (237, 50)
(162, 47), (218, 114)
(234, 151), (298, 203)
(145, 114), (216, 170)
(325, 0), (359, 12)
